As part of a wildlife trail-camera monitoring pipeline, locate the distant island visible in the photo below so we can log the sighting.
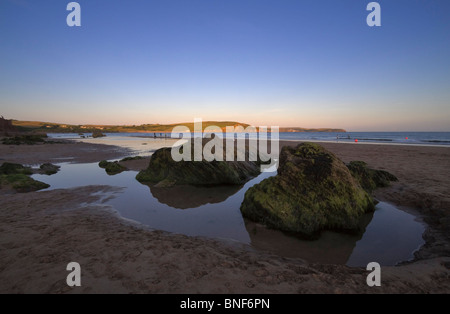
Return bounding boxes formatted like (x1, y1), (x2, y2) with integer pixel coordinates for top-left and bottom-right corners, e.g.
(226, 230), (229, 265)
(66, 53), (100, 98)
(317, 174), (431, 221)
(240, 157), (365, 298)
(279, 127), (346, 133)
(8, 119), (346, 134)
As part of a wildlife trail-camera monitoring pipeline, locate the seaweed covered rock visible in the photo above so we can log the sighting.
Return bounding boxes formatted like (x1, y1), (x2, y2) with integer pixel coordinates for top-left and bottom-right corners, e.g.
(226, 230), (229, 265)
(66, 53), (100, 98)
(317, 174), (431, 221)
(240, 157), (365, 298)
(0, 162), (32, 175)
(92, 129), (106, 138)
(0, 162), (49, 192)
(347, 161), (398, 192)
(240, 143), (375, 238)
(39, 163), (60, 175)
(136, 146), (260, 187)
(2, 134), (47, 145)
(98, 160), (127, 175)
(120, 156), (144, 162)
(0, 174), (50, 192)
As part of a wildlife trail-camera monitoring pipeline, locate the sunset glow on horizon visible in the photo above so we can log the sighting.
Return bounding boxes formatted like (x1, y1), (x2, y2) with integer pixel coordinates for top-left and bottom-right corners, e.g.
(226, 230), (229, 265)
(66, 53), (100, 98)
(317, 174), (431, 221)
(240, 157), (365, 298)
(1, 0), (449, 132)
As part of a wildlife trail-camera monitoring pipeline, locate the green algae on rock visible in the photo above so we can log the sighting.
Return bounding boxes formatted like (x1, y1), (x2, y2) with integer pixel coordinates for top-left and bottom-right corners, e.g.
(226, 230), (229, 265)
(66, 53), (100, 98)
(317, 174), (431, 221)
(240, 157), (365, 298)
(0, 174), (50, 192)
(2, 134), (47, 145)
(240, 143), (376, 238)
(347, 161), (398, 193)
(136, 146), (260, 187)
(120, 156), (144, 162)
(0, 162), (33, 175)
(92, 129), (106, 138)
(0, 162), (49, 192)
(39, 163), (60, 175)
(98, 160), (127, 175)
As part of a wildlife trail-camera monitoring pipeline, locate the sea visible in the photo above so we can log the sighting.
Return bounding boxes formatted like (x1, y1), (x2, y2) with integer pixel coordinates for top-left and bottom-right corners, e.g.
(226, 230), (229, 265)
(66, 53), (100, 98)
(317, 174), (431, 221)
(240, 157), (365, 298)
(48, 131), (450, 146)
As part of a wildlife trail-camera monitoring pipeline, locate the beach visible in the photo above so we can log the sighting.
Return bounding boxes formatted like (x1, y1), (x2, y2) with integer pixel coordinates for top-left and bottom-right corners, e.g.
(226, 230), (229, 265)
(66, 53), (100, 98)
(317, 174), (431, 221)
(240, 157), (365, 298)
(0, 139), (449, 293)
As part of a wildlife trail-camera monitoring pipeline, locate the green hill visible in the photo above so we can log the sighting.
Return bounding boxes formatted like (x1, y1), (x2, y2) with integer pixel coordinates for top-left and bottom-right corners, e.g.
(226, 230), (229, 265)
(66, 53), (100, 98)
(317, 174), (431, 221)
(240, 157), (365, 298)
(279, 127), (346, 133)
(11, 120), (346, 134)
(11, 120), (251, 133)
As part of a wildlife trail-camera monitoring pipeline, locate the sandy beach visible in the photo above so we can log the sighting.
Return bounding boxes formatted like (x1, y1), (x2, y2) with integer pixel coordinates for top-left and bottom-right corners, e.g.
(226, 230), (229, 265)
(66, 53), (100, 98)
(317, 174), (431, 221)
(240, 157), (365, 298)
(0, 139), (449, 293)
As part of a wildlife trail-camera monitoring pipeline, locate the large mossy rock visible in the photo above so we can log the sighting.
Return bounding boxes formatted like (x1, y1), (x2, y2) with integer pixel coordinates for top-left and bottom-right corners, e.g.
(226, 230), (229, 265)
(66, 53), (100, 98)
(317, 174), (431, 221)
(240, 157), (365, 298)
(136, 146), (260, 187)
(240, 143), (375, 238)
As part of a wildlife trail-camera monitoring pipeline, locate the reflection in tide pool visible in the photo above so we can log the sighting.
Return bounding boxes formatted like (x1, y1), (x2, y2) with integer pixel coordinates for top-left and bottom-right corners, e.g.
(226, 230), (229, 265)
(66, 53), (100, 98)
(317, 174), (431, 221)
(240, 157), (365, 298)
(33, 162), (425, 267)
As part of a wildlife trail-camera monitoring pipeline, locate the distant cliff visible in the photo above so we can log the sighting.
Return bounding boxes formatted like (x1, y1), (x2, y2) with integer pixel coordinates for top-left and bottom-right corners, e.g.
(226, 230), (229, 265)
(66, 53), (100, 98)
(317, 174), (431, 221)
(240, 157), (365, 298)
(0, 116), (18, 136)
(279, 127), (346, 133)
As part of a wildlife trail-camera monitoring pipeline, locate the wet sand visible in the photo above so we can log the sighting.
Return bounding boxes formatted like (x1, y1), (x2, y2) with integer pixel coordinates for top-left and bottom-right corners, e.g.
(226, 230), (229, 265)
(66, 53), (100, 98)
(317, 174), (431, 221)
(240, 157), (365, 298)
(0, 139), (131, 164)
(0, 139), (449, 293)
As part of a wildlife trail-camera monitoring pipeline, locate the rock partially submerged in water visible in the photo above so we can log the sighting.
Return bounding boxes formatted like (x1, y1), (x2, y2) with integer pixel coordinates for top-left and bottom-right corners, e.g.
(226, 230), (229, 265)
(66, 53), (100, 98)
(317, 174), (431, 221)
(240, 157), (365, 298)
(120, 156), (144, 162)
(347, 161), (398, 192)
(39, 163), (60, 175)
(98, 160), (127, 175)
(0, 162), (49, 193)
(2, 134), (47, 145)
(240, 143), (375, 238)
(0, 162), (32, 175)
(136, 146), (260, 187)
(92, 129), (106, 138)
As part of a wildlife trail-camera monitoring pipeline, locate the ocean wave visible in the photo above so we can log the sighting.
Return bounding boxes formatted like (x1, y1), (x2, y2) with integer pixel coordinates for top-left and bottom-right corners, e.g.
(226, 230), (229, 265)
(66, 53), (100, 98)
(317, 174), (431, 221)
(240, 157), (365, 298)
(422, 140), (450, 143)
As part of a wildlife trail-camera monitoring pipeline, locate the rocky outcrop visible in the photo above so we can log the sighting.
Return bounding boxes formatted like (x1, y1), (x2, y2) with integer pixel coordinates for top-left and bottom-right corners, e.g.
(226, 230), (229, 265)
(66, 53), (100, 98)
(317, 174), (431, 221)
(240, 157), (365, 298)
(240, 143), (376, 238)
(2, 134), (47, 145)
(39, 163), (60, 175)
(136, 146), (260, 187)
(347, 161), (398, 193)
(0, 162), (49, 193)
(98, 160), (127, 175)
(0, 117), (17, 136)
(92, 129), (106, 138)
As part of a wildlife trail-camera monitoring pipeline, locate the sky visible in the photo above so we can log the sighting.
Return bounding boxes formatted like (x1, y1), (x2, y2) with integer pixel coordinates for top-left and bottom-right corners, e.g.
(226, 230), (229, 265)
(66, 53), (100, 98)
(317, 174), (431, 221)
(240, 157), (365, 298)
(0, 0), (449, 131)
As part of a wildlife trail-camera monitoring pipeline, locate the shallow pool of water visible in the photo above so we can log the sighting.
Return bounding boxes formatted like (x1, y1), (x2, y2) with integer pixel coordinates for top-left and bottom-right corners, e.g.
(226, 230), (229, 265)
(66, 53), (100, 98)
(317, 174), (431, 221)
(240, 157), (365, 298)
(74, 137), (181, 156)
(33, 161), (425, 267)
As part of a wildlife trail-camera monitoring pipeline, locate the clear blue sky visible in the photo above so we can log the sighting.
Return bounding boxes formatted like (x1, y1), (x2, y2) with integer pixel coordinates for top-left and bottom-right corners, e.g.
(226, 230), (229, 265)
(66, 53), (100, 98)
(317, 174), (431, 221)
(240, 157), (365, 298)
(1, 0), (449, 131)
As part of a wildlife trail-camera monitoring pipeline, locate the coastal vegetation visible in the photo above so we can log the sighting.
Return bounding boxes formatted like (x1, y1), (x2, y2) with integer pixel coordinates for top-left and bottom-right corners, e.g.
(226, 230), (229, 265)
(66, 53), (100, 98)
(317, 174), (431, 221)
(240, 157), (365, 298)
(11, 120), (346, 134)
